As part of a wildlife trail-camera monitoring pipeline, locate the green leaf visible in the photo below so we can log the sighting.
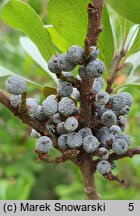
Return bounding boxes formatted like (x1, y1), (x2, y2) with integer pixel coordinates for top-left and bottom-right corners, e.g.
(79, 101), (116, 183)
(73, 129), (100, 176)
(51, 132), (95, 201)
(1, 0), (55, 61)
(19, 36), (58, 84)
(116, 82), (140, 90)
(98, 6), (114, 70)
(42, 86), (57, 98)
(47, 0), (89, 46)
(107, 0), (140, 24)
(48, 1), (114, 70)
(44, 25), (71, 52)
(0, 65), (41, 89)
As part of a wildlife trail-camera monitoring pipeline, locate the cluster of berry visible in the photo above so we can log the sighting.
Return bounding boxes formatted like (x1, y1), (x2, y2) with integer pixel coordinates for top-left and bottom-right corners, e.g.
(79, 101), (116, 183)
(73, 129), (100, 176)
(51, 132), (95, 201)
(5, 44), (133, 176)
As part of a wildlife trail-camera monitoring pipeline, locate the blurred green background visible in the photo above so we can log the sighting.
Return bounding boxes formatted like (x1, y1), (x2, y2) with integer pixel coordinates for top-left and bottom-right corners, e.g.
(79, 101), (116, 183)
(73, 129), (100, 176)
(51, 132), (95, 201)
(0, 0), (140, 200)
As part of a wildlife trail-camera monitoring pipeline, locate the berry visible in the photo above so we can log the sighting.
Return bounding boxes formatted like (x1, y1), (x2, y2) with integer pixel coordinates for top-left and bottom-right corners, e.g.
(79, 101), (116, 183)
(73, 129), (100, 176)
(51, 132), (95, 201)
(48, 54), (61, 74)
(42, 97), (58, 116)
(83, 135), (100, 153)
(96, 92), (110, 105)
(78, 65), (87, 78)
(96, 160), (112, 174)
(56, 122), (67, 135)
(118, 115), (127, 131)
(115, 133), (131, 145)
(120, 105), (130, 115)
(5, 75), (26, 95)
(101, 133), (115, 149)
(110, 94), (125, 114)
(52, 113), (62, 124)
(31, 129), (41, 138)
(35, 136), (52, 153)
(64, 117), (78, 132)
(58, 97), (75, 116)
(97, 76), (104, 87)
(62, 72), (74, 79)
(58, 134), (68, 150)
(119, 92), (133, 107)
(34, 105), (46, 121)
(96, 127), (109, 140)
(101, 110), (117, 127)
(91, 78), (102, 94)
(57, 81), (73, 97)
(86, 59), (105, 78)
(90, 46), (99, 59)
(67, 45), (84, 64)
(98, 147), (109, 160)
(10, 94), (21, 108)
(26, 98), (39, 115)
(71, 87), (80, 101)
(110, 125), (121, 134)
(95, 104), (107, 118)
(67, 132), (82, 149)
(78, 127), (92, 139)
(112, 139), (128, 155)
(58, 53), (76, 71)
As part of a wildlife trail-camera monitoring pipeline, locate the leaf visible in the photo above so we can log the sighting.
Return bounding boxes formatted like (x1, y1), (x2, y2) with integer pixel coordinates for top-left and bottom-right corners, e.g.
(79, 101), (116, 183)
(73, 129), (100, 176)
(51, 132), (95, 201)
(48, 1), (114, 70)
(42, 86), (57, 98)
(116, 82), (140, 90)
(98, 6), (114, 70)
(44, 25), (71, 52)
(1, 0), (55, 61)
(19, 36), (58, 84)
(0, 65), (41, 89)
(107, 0), (140, 24)
(47, 0), (89, 46)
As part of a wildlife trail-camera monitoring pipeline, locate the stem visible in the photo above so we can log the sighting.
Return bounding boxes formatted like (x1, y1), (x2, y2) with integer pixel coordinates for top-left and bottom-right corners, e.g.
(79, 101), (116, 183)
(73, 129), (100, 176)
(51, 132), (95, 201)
(80, 159), (99, 200)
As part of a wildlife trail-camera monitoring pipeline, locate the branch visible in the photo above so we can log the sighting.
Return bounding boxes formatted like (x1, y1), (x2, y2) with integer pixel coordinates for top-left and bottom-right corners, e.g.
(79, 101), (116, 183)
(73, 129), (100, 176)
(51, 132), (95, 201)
(104, 172), (126, 185)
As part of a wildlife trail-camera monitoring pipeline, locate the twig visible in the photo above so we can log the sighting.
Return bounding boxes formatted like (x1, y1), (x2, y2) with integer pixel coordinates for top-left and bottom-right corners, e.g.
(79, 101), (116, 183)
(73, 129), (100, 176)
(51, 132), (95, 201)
(104, 172), (126, 185)
(18, 92), (27, 112)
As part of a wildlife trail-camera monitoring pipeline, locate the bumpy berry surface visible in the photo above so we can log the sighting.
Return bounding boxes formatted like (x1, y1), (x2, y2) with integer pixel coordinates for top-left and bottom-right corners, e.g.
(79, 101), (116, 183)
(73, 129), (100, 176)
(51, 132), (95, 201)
(98, 147), (109, 160)
(67, 45), (84, 64)
(67, 132), (82, 149)
(48, 54), (61, 74)
(58, 97), (75, 116)
(115, 133), (130, 145)
(78, 65), (87, 78)
(34, 105), (46, 121)
(56, 122), (68, 135)
(35, 136), (53, 153)
(83, 135), (100, 153)
(112, 138), (128, 155)
(119, 92), (133, 107)
(64, 117), (78, 132)
(10, 95), (21, 108)
(90, 46), (99, 59)
(26, 98), (39, 115)
(42, 97), (58, 116)
(78, 127), (92, 139)
(5, 75), (26, 95)
(96, 92), (110, 105)
(71, 88), (80, 101)
(120, 105), (130, 115)
(31, 129), (41, 138)
(101, 133), (115, 149)
(101, 110), (117, 127)
(57, 81), (73, 97)
(58, 53), (76, 71)
(96, 160), (112, 174)
(109, 125), (121, 134)
(58, 134), (68, 150)
(111, 94), (125, 114)
(91, 78), (102, 94)
(86, 59), (105, 78)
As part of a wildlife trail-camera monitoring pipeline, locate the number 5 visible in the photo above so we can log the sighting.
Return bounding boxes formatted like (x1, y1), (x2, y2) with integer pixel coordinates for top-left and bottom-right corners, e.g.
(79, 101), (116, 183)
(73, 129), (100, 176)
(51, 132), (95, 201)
(128, 203), (134, 211)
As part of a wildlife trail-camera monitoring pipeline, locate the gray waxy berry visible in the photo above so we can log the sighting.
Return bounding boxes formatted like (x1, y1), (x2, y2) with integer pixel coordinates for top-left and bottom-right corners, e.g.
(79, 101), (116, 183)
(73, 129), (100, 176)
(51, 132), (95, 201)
(35, 136), (53, 153)
(71, 88), (80, 101)
(118, 116), (127, 131)
(67, 45), (84, 64)
(42, 97), (58, 116)
(96, 160), (112, 175)
(111, 94), (125, 114)
(98, 147), (109, 160)
(57, 82), (73, 97)
(31, 129), (41, 138)
(112, 139), (128, 155)
(120, 105), (130, 115)
(10, 95), (21, 108)
(119, 92), (133, 107)
(96, 92), (110, 105)
(78, 127), (92, 139)
(101, 133), (115, 149)
(91, 78), (102, 94)
(64, 117), (78, 132)
(67, 132), (82, 149)
(109, 125), (121, 134)
(83, 135), (100, 153)
(78, 65), (87, 78)
(26, 98), (39, 116)
(62, 72), (74, 79)
(96, 127), (109, 141)
(86, 59), (105, 78)
(5, 75), (26, 95)
(52, 113), (62, 124)
(90, 46), (99, 59)
(115, 133), (131, 146)
(101, 110), (117, 127)
(56, 122), (67, 135)
(58, 134), (68, 150)
(34, 105), (46, 121)
(95, 104), (107, 118)
(58, 97), (75, 116)
(97, 76), (104, 87)
(58, 53), (76, 71)
(48, 54), (61, 74)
